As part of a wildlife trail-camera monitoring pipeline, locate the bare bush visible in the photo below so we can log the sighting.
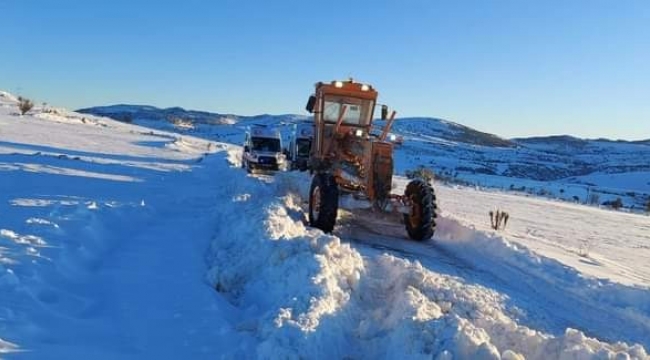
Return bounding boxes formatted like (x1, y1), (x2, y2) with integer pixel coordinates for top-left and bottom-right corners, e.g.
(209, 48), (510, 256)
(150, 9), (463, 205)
(18, 96), (34, 115)
(489, 209), (510, 230)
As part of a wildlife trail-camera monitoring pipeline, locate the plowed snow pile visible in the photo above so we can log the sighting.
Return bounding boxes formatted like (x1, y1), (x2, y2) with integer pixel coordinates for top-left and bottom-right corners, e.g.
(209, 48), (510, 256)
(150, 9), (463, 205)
(204, 152), (648, 359)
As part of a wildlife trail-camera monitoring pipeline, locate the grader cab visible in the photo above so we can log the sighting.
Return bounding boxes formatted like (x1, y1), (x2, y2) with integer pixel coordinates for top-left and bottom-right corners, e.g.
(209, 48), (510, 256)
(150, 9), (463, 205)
(305, 79), (437, 240)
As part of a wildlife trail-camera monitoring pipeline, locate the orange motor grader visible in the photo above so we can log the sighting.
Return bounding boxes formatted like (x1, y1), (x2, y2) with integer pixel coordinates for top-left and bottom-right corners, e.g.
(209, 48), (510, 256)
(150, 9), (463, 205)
(305, 79), (437, 241)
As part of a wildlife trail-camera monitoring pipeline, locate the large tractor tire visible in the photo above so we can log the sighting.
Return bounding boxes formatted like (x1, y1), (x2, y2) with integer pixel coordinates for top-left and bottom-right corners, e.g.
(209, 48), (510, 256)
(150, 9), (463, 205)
(404, 179), (438, 241)
(309, 173), (339, 233)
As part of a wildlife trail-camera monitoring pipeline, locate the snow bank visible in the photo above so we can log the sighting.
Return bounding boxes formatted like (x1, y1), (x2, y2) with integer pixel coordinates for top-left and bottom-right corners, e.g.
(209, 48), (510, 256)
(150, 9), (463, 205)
(206, 157), (365, 359)
(435, 215), (650, 352)
(344, 249), (647, 360)
(0, 91), (19, 103)
(206, 155), (648, 359)
(0, 337), (19, 354)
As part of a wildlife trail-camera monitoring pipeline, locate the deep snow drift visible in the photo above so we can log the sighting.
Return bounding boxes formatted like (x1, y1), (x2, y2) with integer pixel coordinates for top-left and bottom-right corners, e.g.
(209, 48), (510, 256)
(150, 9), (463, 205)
(1, 91), (649, 359)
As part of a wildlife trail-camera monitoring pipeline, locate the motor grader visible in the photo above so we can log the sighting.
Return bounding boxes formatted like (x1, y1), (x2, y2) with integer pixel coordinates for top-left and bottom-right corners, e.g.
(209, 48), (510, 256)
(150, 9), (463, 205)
(305, 79), (437, 241)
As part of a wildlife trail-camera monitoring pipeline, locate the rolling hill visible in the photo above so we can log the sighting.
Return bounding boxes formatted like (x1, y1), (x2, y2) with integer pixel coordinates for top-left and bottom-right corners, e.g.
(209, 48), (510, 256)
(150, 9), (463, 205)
(79, 104), (650, 209)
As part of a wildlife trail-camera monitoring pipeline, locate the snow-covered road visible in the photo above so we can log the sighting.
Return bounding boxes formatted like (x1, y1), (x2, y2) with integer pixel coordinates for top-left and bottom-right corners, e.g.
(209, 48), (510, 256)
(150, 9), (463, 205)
(0, 96), (243, 358)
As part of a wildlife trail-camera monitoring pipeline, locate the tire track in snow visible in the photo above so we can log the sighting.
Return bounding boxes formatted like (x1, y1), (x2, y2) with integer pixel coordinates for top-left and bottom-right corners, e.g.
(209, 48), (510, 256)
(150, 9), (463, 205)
(337, 211), (650, 350)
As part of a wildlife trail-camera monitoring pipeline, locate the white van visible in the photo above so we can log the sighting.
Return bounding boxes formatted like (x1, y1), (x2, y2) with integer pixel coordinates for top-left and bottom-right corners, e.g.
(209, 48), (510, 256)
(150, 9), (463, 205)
(242, 125), (286, 172)
(288, 122), (313, 171)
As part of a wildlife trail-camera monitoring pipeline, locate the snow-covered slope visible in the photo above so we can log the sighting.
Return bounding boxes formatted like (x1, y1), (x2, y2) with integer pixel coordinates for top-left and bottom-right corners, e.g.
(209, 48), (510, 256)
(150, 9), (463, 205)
(77, 104), (309, 144)
(1, 92), (648, 359)
(1, 92), (234, 358)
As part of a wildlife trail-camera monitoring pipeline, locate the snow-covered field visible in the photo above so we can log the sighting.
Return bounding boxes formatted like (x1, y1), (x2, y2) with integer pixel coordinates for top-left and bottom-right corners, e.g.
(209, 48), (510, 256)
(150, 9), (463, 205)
(1, 92), (649, 359)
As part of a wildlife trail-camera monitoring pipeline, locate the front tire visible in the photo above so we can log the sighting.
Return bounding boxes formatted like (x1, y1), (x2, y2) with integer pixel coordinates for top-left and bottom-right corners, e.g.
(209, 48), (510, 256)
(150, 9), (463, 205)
(404, 179), (437, 241)
(309, 173), (339, 233)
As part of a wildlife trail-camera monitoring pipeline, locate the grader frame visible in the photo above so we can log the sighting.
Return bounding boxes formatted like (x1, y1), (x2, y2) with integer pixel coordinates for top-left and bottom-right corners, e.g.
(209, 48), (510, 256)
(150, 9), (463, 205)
(305, 79), (437, 241)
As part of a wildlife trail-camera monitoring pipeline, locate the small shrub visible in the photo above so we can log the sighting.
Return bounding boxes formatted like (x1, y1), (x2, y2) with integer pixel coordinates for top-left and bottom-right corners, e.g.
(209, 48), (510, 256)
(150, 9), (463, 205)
(489, 209), (510, 230)
(587, 193), (600, 205)
(646, 199), (650, 213)
(18, 96), (34, 115)
(610, 197), (623, 210)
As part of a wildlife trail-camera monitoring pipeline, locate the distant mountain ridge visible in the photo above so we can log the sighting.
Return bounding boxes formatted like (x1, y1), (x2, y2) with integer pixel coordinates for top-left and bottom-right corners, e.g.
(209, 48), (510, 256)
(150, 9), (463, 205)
(78, 104), (648, 145)
(77, 104), (518, 147)
(393, 117), (516, 148)
(78, 103), (650, 208)
(514, 134), (650, 146)
(79, 104), (244, 125)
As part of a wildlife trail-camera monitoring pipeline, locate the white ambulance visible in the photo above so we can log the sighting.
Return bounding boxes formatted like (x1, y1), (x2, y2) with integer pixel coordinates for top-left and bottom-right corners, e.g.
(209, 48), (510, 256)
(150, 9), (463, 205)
(288, 122), (313, 171)
(242, 125), (286, 172)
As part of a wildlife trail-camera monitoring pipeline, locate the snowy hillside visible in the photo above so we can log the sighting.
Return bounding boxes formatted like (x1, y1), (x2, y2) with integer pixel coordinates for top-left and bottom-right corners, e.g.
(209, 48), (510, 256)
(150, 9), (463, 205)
(77, 104), (309, 142)
(1, 92), (649, 359)
(80, 104), (650, 210)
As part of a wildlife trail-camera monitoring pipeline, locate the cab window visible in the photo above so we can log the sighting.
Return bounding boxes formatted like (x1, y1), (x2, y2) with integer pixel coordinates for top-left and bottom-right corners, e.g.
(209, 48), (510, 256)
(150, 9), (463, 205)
(322, 96), (374, 126)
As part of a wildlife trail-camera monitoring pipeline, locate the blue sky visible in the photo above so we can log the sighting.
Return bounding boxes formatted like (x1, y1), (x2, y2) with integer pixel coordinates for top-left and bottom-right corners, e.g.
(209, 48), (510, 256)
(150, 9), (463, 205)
(1, 0), (649, 140)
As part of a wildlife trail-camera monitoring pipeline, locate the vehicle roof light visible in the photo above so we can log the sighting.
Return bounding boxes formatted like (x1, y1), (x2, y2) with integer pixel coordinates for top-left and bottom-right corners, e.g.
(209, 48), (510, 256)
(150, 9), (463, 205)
(361, 84), (370, 91)
(334, 81), (344, 88)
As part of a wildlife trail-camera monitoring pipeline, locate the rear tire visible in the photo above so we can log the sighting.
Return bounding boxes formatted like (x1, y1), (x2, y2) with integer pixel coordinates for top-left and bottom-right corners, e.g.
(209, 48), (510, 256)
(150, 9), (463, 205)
(404, 179), (437, 241)
(309, 173), (339, 233)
